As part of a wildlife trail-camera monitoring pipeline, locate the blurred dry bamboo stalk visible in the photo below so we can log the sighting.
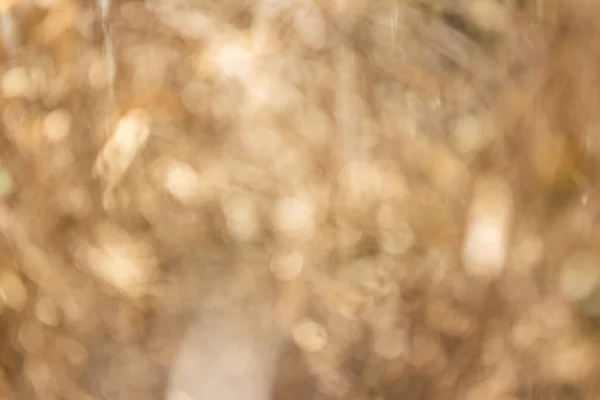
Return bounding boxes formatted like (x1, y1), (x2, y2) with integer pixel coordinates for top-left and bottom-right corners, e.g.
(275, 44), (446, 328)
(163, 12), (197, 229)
(98, 0), (115, 135)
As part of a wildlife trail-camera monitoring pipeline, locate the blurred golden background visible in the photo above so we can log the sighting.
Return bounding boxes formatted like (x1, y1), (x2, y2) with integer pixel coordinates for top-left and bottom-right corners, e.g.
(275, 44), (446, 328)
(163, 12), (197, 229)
(1, 0), (600, 399)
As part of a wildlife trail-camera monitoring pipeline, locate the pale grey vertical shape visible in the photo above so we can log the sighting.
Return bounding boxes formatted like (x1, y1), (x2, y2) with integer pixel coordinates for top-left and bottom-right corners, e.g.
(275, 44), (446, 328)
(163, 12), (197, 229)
(166, 306), (282, 400)
(1, 11), (20, 57)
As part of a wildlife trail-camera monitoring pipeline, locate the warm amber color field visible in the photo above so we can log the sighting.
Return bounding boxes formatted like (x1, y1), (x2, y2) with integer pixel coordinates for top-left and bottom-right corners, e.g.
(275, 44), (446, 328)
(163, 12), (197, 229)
(2, 0), (600, 399)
